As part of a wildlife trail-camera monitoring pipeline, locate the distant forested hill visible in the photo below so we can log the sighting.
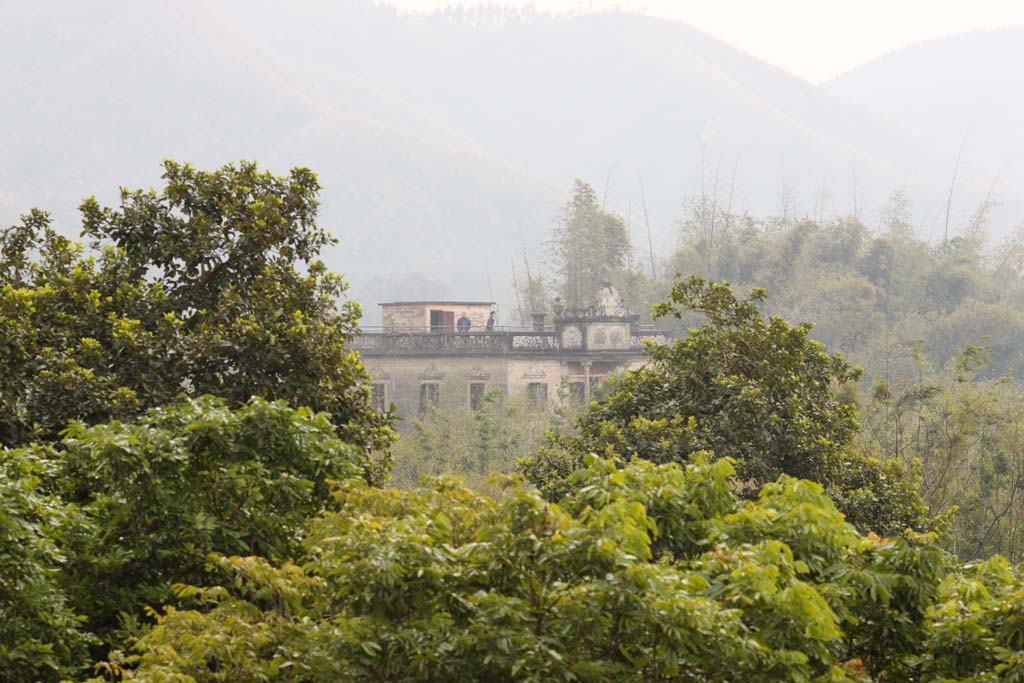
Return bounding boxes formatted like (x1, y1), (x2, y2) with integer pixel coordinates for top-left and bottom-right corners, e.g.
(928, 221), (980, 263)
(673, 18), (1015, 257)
(827, 26), (1024, 224)
(1, 1), (1018, 319)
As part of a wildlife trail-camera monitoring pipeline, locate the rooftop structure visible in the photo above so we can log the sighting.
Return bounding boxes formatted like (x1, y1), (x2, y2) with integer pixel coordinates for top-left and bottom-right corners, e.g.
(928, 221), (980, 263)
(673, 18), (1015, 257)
(381, 301), (494, 333)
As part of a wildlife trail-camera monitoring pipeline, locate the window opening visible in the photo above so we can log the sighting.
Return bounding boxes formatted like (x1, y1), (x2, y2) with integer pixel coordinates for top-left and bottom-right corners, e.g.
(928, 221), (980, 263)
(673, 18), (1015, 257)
(419, 382), (440, 414)
(469, 382), (486, 411)
(526, 382), (548, 410)
(429, 309), (455, 332)
(370, 382), (387, 412)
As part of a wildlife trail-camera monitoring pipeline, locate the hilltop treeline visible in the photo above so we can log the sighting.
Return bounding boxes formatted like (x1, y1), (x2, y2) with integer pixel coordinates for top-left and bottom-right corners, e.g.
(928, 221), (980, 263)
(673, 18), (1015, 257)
(523, 181), (1024, 378)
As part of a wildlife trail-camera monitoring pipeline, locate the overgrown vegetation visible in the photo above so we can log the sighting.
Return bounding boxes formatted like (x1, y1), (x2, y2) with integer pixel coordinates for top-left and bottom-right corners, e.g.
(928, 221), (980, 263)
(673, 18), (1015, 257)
(503, 179), (1024, 562)
(519, 277), (931, 537)
(390, 386), (576, 494)
(83, 457), (1024, 682)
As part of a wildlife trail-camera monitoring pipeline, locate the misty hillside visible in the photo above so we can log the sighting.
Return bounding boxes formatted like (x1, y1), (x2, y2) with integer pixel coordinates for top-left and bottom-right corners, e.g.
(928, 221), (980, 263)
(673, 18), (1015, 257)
(2, 1), (1017, 320)
(827, 27), (1024, 225)
(228, 1), (1004, 233)
(0, 0), (560, 316)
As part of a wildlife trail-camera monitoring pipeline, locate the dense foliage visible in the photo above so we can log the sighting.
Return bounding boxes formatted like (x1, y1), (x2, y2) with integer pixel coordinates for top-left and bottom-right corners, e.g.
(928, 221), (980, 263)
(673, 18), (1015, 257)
(89, 455), (1024, 683)
(656, 189), (1024, 382)
(56, 396), (369, 642)
(0, 161), (392, 464)
(859, 345), (1024, 562)
(0, 453), (92, 683)
(521, 277), (930, 536)
(0, 160), (397, 676)
(658, 198), (1024, 560)
(1, 396), (372, 678)
(514, 178), (1024, 561)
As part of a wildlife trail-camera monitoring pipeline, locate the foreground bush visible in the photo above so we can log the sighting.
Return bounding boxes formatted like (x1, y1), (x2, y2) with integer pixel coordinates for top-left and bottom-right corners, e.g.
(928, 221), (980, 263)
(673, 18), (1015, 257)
(92, 454), (1023, 683)
(0, 396), (370, 665)
(0, 453), (92, 683)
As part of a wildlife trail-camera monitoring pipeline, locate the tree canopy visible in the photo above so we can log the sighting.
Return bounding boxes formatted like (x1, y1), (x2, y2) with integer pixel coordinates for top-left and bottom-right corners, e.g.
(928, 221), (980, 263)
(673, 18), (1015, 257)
(0, 160), (392, 465)
(521, 277), (931, 536)
(5, 162), (1024, 682)
(55, 396), (370, 642)
(0, 451), (92, 683)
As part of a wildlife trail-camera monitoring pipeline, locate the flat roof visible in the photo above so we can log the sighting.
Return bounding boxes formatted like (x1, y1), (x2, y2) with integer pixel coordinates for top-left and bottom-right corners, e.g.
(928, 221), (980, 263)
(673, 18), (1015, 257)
(379, 301), (495, 306)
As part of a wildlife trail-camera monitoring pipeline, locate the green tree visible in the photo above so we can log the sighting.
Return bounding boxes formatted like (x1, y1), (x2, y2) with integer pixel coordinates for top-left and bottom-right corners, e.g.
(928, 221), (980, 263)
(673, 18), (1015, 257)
(549, 179), (632, 309)
(41, 395), (370, 645)
(0, 450), (92, 683)
(917, 555), (1024, 681)
(0, 160), (392, 466)
(881, 187), (915, 241)
(861, 344), (1024, 563)
(521, 277), (930, 535)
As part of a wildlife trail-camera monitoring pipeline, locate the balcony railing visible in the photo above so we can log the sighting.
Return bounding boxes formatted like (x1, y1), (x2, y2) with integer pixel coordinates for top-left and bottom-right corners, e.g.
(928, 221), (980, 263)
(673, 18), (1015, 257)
(351, 327), (674, 355)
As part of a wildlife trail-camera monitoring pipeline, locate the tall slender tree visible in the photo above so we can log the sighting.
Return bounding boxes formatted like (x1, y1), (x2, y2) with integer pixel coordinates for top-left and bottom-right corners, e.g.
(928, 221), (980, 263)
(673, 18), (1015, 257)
(549, 180), (632, 309)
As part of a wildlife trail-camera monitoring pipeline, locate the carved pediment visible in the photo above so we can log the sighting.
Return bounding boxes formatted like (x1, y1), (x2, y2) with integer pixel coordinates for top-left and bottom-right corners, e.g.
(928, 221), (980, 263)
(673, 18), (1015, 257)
(468, 364), (491, 380)
(367, 368), (390, 381)
(419, 363), (445, 381)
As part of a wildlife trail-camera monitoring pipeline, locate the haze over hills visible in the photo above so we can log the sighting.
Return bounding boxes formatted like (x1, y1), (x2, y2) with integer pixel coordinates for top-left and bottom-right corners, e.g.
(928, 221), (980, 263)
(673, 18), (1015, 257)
(2, 1), (1020, 320)
(827, 27), (1024, 233)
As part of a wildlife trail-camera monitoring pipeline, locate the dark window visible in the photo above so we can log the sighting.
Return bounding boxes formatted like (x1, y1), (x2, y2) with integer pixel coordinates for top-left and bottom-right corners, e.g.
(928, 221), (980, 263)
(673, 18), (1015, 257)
(526, 382), (548, 410)
(569, 381), (586, 406)
(419, 382), (440, 414)
(429, 309), (455, 332)
(469, 382), (486, 411)
(370, 382), (386, 412)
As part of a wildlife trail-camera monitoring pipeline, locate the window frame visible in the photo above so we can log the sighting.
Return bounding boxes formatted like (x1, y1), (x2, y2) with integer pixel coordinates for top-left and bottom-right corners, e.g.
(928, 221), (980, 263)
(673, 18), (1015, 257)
(526, 381), (548, 411)
(419, 381), (440, 414)
(370, 381), (388, 413)
(468, 381), (487, 411)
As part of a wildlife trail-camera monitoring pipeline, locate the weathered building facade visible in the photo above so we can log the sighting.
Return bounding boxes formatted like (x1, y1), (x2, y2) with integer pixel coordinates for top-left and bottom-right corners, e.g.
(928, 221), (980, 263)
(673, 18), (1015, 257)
(353, 290), (673, 420)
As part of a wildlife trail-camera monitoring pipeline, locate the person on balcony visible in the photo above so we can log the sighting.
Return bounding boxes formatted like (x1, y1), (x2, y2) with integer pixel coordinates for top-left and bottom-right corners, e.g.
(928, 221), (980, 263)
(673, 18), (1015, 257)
(486, 310), (496, 331)
(457, 312), (472, 333)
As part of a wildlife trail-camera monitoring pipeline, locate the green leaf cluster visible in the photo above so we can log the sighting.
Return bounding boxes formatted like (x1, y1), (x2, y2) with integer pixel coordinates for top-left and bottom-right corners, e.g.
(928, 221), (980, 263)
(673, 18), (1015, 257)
(0, 160), (392, 465)
(0, 452), (93, 683)
(1, 395), (373, 678)
(54, 396), (368, 640)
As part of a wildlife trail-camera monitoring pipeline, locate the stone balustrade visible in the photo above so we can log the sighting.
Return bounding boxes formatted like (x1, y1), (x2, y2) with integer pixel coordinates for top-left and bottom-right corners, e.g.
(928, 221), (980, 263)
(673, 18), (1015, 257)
(352, 328), (672, 356)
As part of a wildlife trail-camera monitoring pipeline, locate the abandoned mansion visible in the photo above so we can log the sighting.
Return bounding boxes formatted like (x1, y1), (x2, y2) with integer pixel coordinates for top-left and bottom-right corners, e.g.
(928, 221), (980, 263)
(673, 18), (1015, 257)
(352, 286), (673, 419)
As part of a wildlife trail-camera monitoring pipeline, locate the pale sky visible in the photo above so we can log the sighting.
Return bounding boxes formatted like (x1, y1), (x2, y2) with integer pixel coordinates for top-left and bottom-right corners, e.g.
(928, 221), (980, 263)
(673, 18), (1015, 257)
(388, 0), (1024, 82)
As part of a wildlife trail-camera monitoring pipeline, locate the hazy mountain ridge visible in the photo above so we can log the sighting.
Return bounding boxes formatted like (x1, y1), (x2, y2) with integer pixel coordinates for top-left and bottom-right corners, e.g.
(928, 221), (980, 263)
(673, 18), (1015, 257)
(3, 1), (1020, 321)
(0, 0), (560, 318)
(227, 4), (963, 223)
(826, 26), (1024, 230)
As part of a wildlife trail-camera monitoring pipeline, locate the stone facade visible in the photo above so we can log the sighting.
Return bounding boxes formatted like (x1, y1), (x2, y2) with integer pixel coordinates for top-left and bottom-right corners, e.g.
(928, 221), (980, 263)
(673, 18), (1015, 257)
(360, 292), (673, 423)
(363, 356), (511, 417)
